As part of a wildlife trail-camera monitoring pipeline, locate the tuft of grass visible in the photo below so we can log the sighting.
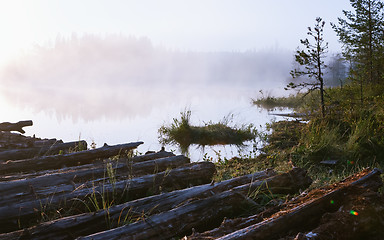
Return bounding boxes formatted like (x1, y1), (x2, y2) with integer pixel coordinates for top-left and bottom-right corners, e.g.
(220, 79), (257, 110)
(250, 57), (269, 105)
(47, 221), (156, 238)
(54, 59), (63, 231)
(158, 110), (257, 154)
(252, 90), (306, 110)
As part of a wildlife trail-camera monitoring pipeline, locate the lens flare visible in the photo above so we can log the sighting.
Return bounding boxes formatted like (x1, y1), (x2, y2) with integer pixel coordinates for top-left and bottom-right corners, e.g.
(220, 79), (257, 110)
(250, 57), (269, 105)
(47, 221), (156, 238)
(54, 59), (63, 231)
(350, 210), (359, 216)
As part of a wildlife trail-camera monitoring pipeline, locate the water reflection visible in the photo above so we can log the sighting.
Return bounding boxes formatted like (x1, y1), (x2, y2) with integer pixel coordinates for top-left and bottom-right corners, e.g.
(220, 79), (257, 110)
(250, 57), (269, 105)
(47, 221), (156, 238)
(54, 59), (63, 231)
(0, 34), (290, 160)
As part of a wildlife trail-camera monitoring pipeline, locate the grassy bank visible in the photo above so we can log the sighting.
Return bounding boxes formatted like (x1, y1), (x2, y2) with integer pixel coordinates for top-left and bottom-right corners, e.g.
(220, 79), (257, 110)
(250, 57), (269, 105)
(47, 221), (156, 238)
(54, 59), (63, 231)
(216, 84), (384, 188)
(252, 92), (305, 110)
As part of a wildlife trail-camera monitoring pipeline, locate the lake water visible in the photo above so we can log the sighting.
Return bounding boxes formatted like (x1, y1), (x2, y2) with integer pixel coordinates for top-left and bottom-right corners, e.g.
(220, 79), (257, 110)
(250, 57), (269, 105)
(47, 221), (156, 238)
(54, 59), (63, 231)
(0, 37), (292, 161)
(0, 86), (288, 161)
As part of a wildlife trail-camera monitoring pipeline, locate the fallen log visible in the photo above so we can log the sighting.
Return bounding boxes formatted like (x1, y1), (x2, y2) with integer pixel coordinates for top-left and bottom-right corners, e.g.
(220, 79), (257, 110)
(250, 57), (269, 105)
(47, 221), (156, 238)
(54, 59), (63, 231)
(0, 162), (215, 233)
(0, 141), (143, 174)
(128, 150), (175, 163)
(292, 188), (384, 240)
(0, 155), (190, 203)
(0, 151), (175, 182)
(0, 120), (33, 134)
(0, 163), (97, 182)
(0, 140), (87, 161)
(77, 168), (312, 240)
(126, 154), (190, 176)
(214, 168), (382, 240)
(30, 138), (62, 147)
(0, 169), (277, 239)
(79, 187), (249, 240)
(0, 132), (50, 150)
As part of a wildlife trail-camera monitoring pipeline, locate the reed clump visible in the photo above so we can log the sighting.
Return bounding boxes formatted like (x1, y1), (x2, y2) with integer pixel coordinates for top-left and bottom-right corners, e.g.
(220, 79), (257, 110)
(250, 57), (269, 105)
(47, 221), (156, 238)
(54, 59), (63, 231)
(158, 110), (257, 154)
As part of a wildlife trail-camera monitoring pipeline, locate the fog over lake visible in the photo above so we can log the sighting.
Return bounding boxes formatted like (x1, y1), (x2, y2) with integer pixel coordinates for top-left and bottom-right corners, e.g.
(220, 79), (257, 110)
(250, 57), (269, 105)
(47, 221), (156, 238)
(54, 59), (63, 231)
(0, 35), (291, 159)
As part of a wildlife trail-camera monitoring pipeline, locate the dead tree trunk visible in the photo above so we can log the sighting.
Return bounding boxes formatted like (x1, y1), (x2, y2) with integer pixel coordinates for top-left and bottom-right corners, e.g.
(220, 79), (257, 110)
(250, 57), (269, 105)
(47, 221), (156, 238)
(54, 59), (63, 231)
(0, 151), (176, 182)
(0, 120), (33, 134)
(0, 169), (277, 239)
(76, 168), (312, 240)
(214, 168), (382, 240)
(128, 151), (175, 163)
(0, 142), (143, 174)
(126, 155), (190, 176)
(0, 163), (97, 182)
(0, 155), (190, 202)
(79, 187), (249, 240)
(0, 140), (87, 161)
(0, 131), (59, 150)
(0, 162), (216, 233)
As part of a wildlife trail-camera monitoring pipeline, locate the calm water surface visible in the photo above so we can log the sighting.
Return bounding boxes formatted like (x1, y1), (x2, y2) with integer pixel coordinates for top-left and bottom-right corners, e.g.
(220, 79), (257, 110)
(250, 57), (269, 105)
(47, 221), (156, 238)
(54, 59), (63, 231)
(0, 37), (293, 160)
(0, 87), (287, 161)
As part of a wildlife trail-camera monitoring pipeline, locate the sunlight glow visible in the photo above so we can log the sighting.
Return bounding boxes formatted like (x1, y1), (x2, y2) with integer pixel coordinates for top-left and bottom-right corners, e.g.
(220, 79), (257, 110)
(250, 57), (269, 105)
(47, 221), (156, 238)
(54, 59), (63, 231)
(0, 1), (38, 65)
(0, 92), (20, 122)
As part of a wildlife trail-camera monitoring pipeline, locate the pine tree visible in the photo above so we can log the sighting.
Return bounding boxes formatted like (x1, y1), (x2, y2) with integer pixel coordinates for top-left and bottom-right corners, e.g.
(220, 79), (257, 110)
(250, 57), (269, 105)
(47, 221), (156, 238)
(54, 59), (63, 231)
(288, 17), (328, 117)
(327, 53), (347, 88)
(332, 0), (384, 84)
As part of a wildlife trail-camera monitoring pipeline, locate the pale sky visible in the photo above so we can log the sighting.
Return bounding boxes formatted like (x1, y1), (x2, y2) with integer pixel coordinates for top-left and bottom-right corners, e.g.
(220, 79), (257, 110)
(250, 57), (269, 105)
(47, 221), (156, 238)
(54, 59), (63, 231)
(0, 0), (352, 65)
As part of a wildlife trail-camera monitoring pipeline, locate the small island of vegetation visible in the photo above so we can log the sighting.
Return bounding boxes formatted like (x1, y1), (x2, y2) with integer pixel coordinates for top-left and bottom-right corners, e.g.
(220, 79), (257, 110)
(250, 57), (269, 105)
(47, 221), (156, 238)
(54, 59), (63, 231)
(158, 110), (257, 154)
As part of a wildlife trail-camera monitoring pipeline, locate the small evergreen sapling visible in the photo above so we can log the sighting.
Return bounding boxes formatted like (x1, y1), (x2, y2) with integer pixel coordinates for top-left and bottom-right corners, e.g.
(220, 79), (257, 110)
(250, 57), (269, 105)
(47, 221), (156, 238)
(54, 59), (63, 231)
(287, 17), (328, 117)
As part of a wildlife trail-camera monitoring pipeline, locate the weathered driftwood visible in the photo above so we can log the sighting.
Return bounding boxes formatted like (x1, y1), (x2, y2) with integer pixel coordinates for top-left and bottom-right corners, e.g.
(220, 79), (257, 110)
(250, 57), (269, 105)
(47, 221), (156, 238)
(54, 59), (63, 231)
(0, 169), (277, 240)
(79, 188), (249, 240)
(0, 140), (87, 161)
(0, 142), (143, 174)
(76, 168), (312, 240)
(129, 150), (175, 163)
(0, 120), (33, 134)
(0, 151), (176, 182)
(0, 155), (190, 203)
(0, 162), (97, 182)
(293, 189), (384, 240)
(0, 162), (215, 233)
(0, 151), (175, 182)
(186, 206), (279, 240)
(214, 168), (382, 240)
(126, 154), (190, 176)
(0, 132), (58, 150)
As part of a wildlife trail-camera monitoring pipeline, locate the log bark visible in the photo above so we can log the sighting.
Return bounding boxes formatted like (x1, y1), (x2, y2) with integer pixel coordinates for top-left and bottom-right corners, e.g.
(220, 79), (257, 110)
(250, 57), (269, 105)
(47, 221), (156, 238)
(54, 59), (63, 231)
(0, 151), (175, 182)
(293, 189), (384, 240)
(0, 155), (190, 203)
(214, 168), (382, 240)
(0, 140), (87, 161)
(0, 142), (143, 174)
(0, 162), (215, 233)
(0, 163), (97, 182)
(76, 168), (312, 240)
(0, 169), (277, 239)
(79, 188), (248, 240)
(126, 154), (190, 176)
(0, 132), (58, 150)
(128, 151), (175, 163)
(0, 120), (33, 134)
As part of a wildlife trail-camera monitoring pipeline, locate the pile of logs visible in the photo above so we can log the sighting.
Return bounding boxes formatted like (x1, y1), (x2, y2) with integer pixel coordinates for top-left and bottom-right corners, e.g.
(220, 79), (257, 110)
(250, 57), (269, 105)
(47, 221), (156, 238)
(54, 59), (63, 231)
(1, 120), (383, 240)
(186, 168), (383, 240)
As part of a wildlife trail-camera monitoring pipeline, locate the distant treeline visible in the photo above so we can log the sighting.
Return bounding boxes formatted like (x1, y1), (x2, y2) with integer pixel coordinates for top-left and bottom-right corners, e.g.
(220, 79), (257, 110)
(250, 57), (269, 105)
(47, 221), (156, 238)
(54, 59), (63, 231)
(0, 34), (295, 120)
(1, 34), (293, 90)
